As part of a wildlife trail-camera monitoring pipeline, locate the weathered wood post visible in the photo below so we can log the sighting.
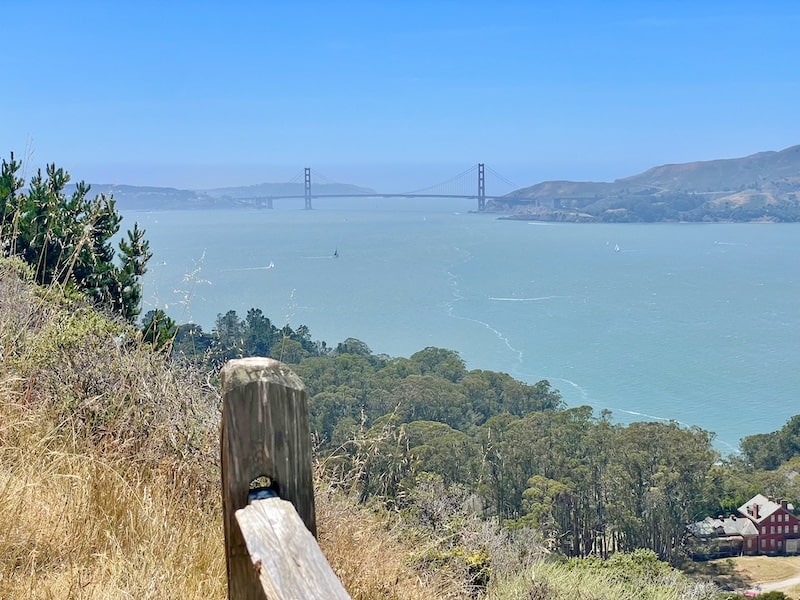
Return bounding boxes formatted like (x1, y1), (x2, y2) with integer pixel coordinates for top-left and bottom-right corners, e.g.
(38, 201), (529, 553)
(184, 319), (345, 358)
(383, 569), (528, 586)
(221, 357), (349, 600)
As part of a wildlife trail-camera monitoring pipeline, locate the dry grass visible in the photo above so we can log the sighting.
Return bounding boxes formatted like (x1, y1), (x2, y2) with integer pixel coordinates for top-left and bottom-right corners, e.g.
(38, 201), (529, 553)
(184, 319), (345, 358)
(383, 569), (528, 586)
(724, 555), (800, 584)
(316, 487), (472, 599)
(702, 555), (800, 597)
(0, 259), (475, 599)
(0, 258), (226, 599)
(0, 432), (226, 599)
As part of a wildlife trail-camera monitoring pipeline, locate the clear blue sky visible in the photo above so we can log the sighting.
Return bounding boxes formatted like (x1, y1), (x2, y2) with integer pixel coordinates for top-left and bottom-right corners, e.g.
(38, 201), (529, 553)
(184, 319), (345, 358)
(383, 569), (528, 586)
(4, 1), (799, 191)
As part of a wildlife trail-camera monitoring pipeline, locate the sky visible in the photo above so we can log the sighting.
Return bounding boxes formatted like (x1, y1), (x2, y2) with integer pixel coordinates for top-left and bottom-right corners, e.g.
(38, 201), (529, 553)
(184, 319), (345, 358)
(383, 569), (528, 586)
(4, 0), (800, 192)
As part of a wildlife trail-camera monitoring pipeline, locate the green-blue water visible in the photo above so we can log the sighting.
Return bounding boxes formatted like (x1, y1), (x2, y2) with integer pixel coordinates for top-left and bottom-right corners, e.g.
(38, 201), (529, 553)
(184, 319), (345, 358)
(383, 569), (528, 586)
(126, 199), (800, 453)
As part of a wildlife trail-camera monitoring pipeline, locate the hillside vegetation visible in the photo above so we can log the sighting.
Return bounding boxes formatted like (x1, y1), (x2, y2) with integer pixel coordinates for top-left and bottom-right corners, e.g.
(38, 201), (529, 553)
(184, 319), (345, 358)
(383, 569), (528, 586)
(172, 309), (800, 572)
(0, 259), (224, 598)
(494, 145), (800, 222)
(0, 258), (733, 600)
(0, 259), (484, 599)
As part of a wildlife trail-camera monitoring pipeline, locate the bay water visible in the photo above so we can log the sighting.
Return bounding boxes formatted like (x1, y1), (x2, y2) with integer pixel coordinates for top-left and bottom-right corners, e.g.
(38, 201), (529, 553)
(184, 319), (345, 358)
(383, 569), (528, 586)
(125, 198), (800, 453)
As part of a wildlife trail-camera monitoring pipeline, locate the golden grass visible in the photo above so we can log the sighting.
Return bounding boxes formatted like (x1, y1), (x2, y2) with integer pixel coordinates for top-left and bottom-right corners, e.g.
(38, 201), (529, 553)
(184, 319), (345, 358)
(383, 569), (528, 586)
(702, 555), (800, 597)
(725, 555), (800, 583)
(316, 487), (471, 599)
(0, 387), (226, 599)
(0, 260), (473, 599)
(0, 260), (225, 598)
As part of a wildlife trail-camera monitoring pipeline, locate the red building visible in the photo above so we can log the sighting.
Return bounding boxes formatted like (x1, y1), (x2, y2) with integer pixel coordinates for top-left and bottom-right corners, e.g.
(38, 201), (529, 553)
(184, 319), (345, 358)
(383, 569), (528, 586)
(687, 494), (800, 558)
(738, 494), (800, 555)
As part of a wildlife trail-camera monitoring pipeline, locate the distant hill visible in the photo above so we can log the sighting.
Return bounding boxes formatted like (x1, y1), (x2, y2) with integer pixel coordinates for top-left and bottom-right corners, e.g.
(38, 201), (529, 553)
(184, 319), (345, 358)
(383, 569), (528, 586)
(203, 182), (375, 200)
(67, 184), (220, 210)
(65, 181), (377, 210)
(493, 145), (800, 222)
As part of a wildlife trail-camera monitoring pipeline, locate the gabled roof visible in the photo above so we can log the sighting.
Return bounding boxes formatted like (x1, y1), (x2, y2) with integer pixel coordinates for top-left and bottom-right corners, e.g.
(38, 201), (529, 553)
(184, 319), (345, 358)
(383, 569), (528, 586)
(688, 515), (758, 538)
(738, 494), (795, 524)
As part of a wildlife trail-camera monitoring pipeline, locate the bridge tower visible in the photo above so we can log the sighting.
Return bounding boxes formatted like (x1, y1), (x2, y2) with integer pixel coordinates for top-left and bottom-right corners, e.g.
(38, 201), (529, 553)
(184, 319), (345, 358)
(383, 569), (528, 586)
(304, 168), (312, 210)
(477, 163), (486, 211)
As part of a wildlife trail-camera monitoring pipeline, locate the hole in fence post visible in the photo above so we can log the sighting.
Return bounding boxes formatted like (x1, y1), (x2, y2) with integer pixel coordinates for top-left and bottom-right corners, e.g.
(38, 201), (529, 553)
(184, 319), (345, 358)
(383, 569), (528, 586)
(248, 474), (280, 502)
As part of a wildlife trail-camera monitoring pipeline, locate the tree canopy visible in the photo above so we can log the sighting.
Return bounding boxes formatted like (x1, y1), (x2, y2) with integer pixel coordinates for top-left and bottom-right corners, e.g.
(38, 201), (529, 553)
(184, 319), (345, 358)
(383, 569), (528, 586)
(163, 303), (800, 564)
(1, 153), (151, 321)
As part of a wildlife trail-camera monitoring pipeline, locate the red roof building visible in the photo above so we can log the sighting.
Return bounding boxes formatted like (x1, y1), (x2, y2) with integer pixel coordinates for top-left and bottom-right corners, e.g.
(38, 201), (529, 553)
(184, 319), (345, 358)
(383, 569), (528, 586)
(738, 494), (800, 555)
(688, 494), (800, 558)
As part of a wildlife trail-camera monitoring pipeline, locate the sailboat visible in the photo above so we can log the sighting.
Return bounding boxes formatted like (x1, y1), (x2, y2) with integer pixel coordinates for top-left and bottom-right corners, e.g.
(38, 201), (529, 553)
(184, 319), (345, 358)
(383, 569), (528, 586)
(614, 244), (620, 253)
(333, 248), (339, 258)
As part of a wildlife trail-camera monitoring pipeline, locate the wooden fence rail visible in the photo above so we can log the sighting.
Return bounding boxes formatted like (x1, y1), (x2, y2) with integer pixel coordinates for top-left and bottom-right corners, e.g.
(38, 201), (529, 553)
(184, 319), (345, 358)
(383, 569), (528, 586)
(221, 357), (351, 600)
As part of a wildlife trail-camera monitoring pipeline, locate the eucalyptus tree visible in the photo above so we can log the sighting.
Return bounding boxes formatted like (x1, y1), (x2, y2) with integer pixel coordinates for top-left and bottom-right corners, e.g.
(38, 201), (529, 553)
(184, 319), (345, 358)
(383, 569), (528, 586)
(409, 347), (467, 383)
(604, 422), (717, 561)
(741, 414), (800, 470)
(403, 420), (480, 486)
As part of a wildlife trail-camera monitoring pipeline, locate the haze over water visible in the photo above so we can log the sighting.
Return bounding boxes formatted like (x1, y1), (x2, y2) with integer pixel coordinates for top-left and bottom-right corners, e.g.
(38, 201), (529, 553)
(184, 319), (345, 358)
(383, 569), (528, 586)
(128, 199), (800, 454)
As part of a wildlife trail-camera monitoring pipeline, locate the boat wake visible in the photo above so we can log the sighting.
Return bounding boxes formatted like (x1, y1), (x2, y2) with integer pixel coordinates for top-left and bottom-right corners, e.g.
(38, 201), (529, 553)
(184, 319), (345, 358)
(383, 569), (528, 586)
(444, 271), (524, 365)
(607, 408), (740, 453)
(222, 263), (275, 272)
(614, 407), (679, 423)
(551, 377), (591, 401)
(489, 295), (566, 302)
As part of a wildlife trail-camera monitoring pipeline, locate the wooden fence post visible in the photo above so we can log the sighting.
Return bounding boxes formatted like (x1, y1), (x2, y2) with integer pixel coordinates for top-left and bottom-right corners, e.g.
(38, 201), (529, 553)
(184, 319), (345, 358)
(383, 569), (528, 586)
(221, 357), (318, 599)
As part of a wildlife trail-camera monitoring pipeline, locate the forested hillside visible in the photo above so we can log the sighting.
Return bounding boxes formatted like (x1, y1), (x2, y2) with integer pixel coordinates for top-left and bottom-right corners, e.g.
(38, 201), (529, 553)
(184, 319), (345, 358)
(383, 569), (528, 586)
(169, 307), (800, 568)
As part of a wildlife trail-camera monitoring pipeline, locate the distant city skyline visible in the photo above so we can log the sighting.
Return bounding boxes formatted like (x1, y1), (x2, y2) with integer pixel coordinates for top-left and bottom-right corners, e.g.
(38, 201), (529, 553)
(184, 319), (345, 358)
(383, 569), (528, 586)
(5, 1), (799, 191)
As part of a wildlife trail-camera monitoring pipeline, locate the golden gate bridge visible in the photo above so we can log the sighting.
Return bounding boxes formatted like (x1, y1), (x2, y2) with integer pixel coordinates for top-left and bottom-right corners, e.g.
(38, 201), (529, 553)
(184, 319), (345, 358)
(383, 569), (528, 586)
(236, 163), (531, 211)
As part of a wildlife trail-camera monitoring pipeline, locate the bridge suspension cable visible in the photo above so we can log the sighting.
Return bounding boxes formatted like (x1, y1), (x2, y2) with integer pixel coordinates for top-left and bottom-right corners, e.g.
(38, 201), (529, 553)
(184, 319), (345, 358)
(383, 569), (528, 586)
(286, 170), (306, 185)
(484, 165), (518, 190)
(399, 165), (478, 195)
(310, 169), (341, 186)
(246, 163), (511, 212)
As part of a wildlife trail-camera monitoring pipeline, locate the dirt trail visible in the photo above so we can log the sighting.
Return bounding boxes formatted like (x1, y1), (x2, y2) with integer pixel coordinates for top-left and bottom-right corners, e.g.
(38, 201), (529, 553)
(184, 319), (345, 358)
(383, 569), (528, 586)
(754, 573), (800, 593)
(716, 555), (800, 597)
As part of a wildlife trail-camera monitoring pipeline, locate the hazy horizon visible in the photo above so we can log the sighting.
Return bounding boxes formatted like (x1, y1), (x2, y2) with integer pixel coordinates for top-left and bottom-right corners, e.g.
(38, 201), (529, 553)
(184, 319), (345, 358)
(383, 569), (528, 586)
(26, 143), (800, 196)
(53, 159), (664, 193)
(5, 1), (799, 192)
